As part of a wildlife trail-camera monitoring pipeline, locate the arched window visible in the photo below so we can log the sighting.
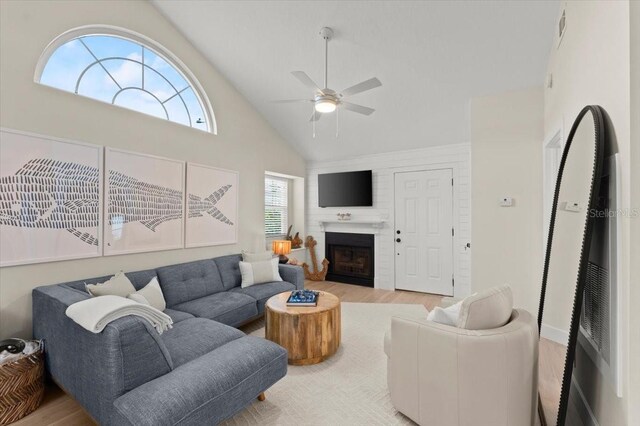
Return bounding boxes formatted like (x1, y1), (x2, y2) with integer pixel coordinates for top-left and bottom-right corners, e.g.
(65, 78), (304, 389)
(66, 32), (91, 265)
(35, 26), (216, 133)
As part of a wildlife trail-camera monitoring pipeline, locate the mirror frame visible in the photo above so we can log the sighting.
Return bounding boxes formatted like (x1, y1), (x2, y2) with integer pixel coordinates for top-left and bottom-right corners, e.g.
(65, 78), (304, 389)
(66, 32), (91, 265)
(537, 105), (606, 425)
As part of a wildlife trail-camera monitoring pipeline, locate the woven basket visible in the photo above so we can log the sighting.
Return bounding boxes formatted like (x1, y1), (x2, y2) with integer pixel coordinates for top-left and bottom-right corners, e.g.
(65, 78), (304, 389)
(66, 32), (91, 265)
(0, 342), (44, 425)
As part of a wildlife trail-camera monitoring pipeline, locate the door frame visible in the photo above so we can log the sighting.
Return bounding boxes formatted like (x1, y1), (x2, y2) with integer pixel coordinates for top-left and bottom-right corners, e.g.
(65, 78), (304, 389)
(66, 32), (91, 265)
(391, 162), (461, 296)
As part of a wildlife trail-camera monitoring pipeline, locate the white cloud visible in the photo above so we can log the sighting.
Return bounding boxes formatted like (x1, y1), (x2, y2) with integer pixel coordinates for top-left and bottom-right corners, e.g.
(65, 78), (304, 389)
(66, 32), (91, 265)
(107, 53), (142, 87)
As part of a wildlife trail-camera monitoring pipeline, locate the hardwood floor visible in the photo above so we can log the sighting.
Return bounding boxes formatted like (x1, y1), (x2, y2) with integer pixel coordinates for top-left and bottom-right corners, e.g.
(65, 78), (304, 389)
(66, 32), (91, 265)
(538, 336), (567, 425)
(11, 383), (94, 426)
(13, 280), (561, 425)
(305, 280), (444, 310)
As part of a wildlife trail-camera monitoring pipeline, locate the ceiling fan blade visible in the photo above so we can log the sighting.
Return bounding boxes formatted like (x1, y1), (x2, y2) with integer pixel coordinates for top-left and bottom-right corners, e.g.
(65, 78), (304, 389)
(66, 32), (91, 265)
(309, 110), (322, 122)
(341, 101), (375, 116)
(340, 77), (382, 97)
(271, 99), (312, 103)
(291, 71), (323, 93)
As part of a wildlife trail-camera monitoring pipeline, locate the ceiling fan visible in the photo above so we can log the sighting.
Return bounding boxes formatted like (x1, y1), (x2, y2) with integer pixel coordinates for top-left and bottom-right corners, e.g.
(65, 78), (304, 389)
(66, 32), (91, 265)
(273, 27), (382, 124)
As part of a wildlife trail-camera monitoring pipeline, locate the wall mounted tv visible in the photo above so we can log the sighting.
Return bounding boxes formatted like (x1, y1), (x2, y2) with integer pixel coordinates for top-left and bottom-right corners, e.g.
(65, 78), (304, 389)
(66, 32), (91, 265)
(318, 170), (372, 207)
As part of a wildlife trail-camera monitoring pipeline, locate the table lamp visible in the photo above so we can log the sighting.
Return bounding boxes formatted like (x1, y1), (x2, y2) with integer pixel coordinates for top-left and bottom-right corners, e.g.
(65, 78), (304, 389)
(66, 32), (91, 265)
(272, 240), (292, 264)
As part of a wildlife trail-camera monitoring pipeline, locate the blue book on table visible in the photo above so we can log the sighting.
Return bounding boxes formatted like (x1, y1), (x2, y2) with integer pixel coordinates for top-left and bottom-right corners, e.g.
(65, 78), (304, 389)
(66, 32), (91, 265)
(287, 290), (319, 307)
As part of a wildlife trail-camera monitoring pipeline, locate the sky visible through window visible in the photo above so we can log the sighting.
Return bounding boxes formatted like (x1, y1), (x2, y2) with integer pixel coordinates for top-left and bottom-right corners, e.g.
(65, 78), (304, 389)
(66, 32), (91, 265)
(40, 35), (209, 131)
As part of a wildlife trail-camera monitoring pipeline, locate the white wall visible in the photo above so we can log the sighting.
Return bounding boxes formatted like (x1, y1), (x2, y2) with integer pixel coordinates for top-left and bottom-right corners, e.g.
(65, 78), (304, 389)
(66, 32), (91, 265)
(544, 1), (632, 424)
(470, 88), (544, 316)
(306, 144), (471, 297)
(0, 0), (305, 339)
(629, 3), (640, 424)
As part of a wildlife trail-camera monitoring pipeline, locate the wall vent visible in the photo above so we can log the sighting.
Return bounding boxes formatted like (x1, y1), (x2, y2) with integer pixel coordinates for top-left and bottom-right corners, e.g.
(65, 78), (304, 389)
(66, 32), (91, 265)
(558, 8), (567, 48)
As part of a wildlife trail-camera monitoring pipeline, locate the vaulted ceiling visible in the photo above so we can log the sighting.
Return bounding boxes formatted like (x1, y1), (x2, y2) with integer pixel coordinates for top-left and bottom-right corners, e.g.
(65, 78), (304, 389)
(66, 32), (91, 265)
(153, 1), (559, 161)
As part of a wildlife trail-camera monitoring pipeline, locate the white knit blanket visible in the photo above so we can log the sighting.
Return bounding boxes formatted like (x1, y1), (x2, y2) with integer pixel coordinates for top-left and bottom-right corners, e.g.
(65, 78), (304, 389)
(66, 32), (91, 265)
(66, 295), (173, 334)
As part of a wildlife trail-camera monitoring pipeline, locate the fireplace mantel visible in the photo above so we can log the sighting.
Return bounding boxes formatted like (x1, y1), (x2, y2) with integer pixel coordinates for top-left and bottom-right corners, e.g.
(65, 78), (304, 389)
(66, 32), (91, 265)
(318, 219), (387, 234)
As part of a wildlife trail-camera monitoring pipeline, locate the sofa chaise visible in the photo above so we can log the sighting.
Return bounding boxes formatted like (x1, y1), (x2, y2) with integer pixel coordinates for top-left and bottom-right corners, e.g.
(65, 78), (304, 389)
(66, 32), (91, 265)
(32, 254), (304, 425)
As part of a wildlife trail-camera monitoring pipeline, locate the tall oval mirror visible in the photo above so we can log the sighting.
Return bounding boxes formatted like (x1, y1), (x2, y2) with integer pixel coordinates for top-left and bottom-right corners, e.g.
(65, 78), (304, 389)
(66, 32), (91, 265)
(538, 105), (605, 425)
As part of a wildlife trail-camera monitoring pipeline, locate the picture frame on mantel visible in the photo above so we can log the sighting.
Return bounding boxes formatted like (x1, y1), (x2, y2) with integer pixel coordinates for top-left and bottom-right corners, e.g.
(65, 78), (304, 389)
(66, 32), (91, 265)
(104, 148), (185, 256)
(0, 128), (104, 267)
(185, 162), (239, 248)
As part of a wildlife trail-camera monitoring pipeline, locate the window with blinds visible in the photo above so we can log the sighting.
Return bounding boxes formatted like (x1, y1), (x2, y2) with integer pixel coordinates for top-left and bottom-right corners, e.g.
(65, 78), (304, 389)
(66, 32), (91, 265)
(265, 176), (288, 237)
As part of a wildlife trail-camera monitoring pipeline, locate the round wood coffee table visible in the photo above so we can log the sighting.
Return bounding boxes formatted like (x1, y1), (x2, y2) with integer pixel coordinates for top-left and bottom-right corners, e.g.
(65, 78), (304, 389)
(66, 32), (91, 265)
(265, 291), (341, 365)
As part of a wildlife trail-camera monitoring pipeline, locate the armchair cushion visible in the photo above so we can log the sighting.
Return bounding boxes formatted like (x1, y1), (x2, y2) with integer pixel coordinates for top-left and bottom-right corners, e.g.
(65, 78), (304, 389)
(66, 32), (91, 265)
(457, 285), (513, 330)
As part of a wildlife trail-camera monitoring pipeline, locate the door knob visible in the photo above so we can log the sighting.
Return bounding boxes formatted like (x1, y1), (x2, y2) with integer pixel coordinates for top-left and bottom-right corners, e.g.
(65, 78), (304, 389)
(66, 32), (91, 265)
(396, 230), (401, 234)
(396, 238), (401, 243)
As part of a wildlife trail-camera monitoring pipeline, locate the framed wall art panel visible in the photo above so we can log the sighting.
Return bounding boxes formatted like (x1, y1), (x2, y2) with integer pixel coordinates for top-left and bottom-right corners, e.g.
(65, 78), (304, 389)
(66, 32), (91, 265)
(104, 148), (185, 255)
(185, 163), (238, 248)
(0, 128), (103, 267)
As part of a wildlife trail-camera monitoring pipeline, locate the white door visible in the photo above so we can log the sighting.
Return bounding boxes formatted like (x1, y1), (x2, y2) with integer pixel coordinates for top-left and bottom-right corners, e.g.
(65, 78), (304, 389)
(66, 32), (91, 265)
(394, 169), (454, 295)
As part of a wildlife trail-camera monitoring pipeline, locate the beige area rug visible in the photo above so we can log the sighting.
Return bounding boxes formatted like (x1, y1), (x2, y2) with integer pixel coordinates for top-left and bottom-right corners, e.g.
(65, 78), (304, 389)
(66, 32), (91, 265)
(221, 302), (427, 426)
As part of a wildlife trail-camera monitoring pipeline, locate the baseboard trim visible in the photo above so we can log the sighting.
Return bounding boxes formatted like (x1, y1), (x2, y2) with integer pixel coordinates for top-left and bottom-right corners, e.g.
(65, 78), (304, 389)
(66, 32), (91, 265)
(540, 323), (569, 345)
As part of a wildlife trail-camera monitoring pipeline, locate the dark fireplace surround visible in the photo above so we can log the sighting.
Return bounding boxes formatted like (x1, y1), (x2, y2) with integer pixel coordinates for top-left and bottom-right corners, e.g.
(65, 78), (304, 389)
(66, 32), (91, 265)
(325, 232), (374, 287)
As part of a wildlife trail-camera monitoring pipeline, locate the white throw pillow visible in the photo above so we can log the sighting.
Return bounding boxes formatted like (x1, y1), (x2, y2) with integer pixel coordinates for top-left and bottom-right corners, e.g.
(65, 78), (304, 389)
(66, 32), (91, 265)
(239, 258), (282, 288)
(427, 300), (462, 326)
(127, 277), (166, 311)
(457, 285), (513, 330)
(86, 271), (136, 297)
(241, 251), (274, 262)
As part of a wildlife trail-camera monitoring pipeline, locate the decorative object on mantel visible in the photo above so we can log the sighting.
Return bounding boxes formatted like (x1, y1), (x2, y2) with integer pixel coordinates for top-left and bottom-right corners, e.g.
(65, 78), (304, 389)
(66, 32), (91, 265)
(301, 236), (329, 281)
(272, 240), (292, 264)
(0, 339), (44, 424)
(336, 213), (352, 221)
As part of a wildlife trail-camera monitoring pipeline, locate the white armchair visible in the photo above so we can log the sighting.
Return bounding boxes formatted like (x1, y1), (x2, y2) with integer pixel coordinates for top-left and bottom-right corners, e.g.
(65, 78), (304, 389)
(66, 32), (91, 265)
(384, 308), (539, 426)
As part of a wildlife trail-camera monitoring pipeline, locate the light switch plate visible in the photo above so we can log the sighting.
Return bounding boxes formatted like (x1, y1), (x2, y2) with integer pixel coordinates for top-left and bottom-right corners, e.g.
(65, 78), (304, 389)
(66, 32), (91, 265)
(565, 201), (582, 212)
(500, 197), (514, 207)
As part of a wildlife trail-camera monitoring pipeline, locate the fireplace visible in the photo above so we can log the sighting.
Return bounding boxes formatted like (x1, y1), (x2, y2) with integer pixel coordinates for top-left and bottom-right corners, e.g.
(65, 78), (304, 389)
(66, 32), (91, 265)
(325, 232), (374, 287)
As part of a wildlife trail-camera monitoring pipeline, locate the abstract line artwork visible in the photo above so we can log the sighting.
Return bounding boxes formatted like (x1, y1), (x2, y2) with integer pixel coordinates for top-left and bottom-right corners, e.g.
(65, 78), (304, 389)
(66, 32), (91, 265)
(109, 170), (184, 231)
(0, 129), (103, 266)
(104, 148), (185, 256)
(186, 163), (238, 248)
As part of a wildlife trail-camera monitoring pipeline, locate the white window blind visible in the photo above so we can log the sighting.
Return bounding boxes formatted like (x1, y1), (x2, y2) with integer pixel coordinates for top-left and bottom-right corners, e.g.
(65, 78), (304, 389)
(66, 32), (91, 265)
(265, 176), (288, 237)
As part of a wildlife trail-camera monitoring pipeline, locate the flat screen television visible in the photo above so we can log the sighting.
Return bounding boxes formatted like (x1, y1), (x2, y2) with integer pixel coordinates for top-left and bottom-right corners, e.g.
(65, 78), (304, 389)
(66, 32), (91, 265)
(318, 170), (372, 207)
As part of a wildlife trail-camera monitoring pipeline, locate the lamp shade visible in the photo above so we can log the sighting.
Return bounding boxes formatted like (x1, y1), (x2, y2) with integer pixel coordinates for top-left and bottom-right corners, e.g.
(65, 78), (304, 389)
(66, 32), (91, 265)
(272, 240), (292, 255)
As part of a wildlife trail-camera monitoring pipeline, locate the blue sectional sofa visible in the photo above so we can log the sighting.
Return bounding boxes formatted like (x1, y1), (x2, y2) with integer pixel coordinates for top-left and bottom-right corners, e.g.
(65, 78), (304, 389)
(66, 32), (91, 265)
(32, 254), (304, 425)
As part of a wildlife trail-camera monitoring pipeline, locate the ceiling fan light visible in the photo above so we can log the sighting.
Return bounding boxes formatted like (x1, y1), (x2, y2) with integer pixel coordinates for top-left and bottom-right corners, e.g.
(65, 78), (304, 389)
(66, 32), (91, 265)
(315, 99), (336, 113)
